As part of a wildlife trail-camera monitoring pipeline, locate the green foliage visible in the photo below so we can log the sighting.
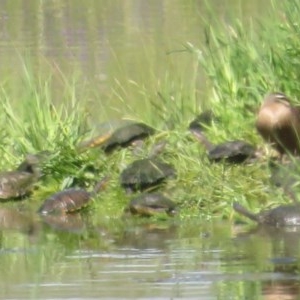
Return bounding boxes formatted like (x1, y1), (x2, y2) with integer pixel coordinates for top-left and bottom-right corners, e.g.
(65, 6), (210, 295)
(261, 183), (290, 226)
(1, 1), (300, 223)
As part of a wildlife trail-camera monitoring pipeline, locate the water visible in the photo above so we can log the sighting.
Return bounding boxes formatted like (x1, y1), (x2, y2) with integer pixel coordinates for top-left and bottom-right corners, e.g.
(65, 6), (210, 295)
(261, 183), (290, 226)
(0, 0), (271, 121)
(1, 1), (296, 299)
(0, 218), (300, 299)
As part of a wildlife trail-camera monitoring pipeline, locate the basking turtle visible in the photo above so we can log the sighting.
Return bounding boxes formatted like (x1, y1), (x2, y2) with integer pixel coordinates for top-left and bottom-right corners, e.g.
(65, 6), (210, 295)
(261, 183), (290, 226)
(125, 192), (177, 217)
(37, 176), (109, 215)
(188, 110), (216, 132)
(120, 158), (176, 192)
(0, 154), (41, 200)
(102, 122), (155, 153)
(190, 127), (256, 163)
(78, 121), (155, 153)
(233, 202), (300, 226)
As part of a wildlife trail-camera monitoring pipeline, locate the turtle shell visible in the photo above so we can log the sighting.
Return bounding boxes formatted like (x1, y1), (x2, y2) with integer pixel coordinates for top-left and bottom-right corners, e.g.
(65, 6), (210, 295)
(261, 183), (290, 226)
(208, 140), (256, 163)
(233, 202), (300, 226)
(102, 122), (155, 153)
(38, 189), (91, 215)
(127, 192), (177, 217)
(120, 158), (176, 192)
(38, 177), (109, 215)
(188, 110), (216, 132)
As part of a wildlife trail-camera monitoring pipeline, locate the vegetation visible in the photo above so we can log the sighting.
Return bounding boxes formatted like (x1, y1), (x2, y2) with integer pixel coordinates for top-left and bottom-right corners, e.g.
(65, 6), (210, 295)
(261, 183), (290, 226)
(0, 1), (300, 226)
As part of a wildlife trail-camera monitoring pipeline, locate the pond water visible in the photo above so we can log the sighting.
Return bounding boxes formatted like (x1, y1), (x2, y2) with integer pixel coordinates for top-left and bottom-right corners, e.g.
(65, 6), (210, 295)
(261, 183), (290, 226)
(0, 0), (271, 122)
(1, 1), (297, 299)
(0, 214), (299, 300)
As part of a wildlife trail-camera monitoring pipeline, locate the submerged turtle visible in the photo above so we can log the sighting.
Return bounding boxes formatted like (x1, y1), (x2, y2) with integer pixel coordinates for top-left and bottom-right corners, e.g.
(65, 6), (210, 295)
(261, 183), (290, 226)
(37, 176), (109, 215)
(233, 202), (300, 227)
(190, 127), (256, 163)
(0, 154), (41, 200)
(120, 158), (176, 192)
(125, 192), (177, 217)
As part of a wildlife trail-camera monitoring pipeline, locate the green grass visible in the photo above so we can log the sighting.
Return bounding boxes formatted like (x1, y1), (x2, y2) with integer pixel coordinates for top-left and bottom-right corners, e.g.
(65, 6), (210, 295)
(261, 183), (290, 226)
(1, 0), (300, 224)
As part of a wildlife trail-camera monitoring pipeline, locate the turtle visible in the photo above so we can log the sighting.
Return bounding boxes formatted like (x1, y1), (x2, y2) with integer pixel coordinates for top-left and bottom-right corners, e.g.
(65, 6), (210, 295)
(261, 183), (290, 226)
(37, 176), (109, 215)
(125, 192), (177, 217)
(0, 154), (41, 200)
(102, 122), (155, 153)
(233, 202), (300, 227)
(120, 158), (176, 192)
(256, 92), (300, 156)
(188, 110), (217, 132)
(190, 127), (256, 163)
(78, 121), (155, 153)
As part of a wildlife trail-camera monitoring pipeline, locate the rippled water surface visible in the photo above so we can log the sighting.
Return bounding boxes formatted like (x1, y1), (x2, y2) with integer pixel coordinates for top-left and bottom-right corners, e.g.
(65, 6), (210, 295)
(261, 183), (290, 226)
(1, 218), (300, 299)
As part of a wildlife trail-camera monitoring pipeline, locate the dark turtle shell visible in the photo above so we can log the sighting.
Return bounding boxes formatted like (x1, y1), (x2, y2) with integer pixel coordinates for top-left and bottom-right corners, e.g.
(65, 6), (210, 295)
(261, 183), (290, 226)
(126, 192), (177, 217)
(233, 202), (300, 226)
(208, 140), (256, 163)
(120, 158), (176, 192)
(0, 154), (41, 200)
(188, 110), (216, 132)
(38, 177), (109, 215)
(190, 127), (256, 164)
(102, 122), (155, 153)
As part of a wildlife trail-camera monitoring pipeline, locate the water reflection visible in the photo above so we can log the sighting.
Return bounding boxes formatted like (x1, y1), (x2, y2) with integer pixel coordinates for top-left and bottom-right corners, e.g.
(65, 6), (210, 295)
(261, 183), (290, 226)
(40, 213), (86, 233)
(115, 222), (178, 250)
(0, 206), (39, 237)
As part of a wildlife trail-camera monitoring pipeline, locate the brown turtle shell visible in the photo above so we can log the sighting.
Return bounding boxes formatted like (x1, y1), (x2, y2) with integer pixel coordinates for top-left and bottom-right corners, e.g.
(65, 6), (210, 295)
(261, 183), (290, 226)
(37, 177), (108, 215)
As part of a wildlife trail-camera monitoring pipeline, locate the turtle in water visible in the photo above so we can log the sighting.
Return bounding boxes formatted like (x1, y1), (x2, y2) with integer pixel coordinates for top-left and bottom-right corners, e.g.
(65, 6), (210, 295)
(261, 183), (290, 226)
(233, 202), (300, 226)
(256, 92), (300, 156)
(37, 176), (109, 215)
(78, 121), (155, 154)
(125, 192), (177, 217)
(0, 154), (42, 200)
(120, 158), (176, 192)
(190, 126), (256, 163)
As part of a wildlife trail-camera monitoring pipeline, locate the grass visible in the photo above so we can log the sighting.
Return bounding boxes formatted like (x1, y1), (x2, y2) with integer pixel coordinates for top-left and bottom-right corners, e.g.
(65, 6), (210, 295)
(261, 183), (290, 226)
(0, 1), (300, 226)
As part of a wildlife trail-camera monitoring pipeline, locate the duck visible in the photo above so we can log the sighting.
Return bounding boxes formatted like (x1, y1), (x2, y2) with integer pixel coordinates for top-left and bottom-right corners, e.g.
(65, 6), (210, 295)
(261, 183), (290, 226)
(256, 92), (300, 155)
